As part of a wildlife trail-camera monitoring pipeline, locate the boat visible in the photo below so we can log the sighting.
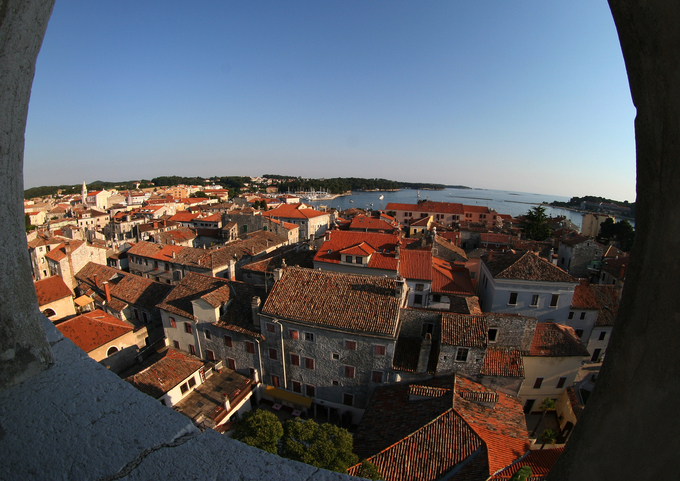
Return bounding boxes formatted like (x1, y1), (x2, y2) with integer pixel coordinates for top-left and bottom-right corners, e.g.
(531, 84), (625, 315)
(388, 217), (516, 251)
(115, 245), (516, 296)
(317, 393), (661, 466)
(379, 195), (384, 200)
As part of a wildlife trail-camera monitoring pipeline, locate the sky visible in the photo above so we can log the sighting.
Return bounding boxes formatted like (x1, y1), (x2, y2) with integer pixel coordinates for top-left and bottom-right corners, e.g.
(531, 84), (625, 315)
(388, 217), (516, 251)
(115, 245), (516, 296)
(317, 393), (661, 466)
(24, 1), (636, 202)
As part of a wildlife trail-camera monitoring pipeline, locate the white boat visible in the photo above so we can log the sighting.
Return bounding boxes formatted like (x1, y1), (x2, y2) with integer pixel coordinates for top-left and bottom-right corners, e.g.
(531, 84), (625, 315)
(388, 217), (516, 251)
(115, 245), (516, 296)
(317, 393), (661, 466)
(379, 195), (384, 200)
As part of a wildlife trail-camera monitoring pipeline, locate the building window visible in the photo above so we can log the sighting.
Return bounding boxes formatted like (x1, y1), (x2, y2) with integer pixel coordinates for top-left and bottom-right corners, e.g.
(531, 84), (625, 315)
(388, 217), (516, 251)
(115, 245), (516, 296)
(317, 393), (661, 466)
(345, 340), (357, 350)
(180, 382), (189, 394)
(344, 366), (355, 378)
(305, 384), (315, 397)
(164, 263), (169, 271)
(154, 261), (159, 270)
(523, 399), (536, 414)
(207, 350), (215, 361)
(345, 255), (353, 263)
(488, 328), (498, 342)
(557, 377), (567, 389)
(576, 329), (584, 338)
(269, 348), (278, 360)
(332, 380), (339, 386)
(266, 323), (276, 333)
(508, 292), (518, 305)
(169, 317), (176, 328)
(204, 330), (212, 340)
(455, 348), (469, 362)
(245, 342), (255, 354)
(530, 294), (539, 307)
(185, 323), (192, 334)
(580, 312), (586, 320)
(173, 341), (180, 349)
(415, 284), (424, 292)
(372, 371), (383, 383)
(134, 309), (139, 320)
(414, 294), (423, 305)
(106, 346), (118, 357)
(305, 332), (314, 342)
(568, 312), (574, 320)
(271, 375), (280, 388)
(224, 335), (233, 347)
(356, 256), (363, 264)
(332, 353), (340, 360)
(374, 345), (386, 356)
(292, 381), (302, 393)
(227, 358), (236, 370)
(432, 294), (441, 302)
(599, 331), (607, 341)
(291, 354), (300, 366)
(550, 294), (559, 307)
(533, 377), (544, 389)
(343, 393), (354, 407)
(189, 344), (196, 355)
(421, 323), (434, 337)
(304, 357), (315, 370)
(289, 329), (299, 340)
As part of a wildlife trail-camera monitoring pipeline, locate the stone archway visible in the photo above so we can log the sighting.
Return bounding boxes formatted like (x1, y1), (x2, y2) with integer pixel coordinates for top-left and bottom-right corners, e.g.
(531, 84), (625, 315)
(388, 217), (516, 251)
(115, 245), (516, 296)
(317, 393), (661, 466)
(1, 1), (679, 478)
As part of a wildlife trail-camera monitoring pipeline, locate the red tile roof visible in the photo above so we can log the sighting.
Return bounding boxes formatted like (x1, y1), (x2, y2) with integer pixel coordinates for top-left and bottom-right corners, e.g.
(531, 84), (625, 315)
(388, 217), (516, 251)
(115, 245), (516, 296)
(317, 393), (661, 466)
(481, 233), (513, 244)
(169, 211), (201, 223)
(34, 276), (73, 305)
(314, 231), (400, 271)
(339, 242), (374, 257)
(431, 258), (474, 295)
(157, 272), (232, 320)
(399, 249), (432, 280)
(483, 251), (577, 283)
(262, 203), (328, 220)
(441, 313), (487, 347)
(56, 309), (133, 353)
(481, 347), (525, 377)
(529, 323), (590, 357)
(349, 214), (397, 232)
(124, 348), (205, 398)
(44, 240), (85, 262)
(262, 267), (402, 336)
(351, 375), (530, 481)
(491, 447), (564, 480)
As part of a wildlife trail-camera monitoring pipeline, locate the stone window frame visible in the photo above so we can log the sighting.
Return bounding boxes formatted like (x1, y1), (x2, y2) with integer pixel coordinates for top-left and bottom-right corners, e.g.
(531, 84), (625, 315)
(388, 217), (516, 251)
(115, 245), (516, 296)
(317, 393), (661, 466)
(455, 347), (469, 362)
(289, 329), (299, 340)
(268, 348), (278, 360)
(332, 353), (340, 360)
(371, 371), (383, 383)
(374, 345), (386, 356)
(344, 365), (355, 378)
(292, 381), (302, 393)
(533, 377), (544, 389)
(550, 294), (560, 308)
(530, 294), (540, 307)
(304, 357), (315, 370)
(344, 340), (357, 351)
(343, 393), (354, 407)
(169, 317), (176, 328)
(304, 332), (315, 342)
(488, 328), (498, 343)
(224, 335), (233, 347)
(290, 353), (300, 366)
(508, 292), (518, 306)
(245, 341), (255, 354)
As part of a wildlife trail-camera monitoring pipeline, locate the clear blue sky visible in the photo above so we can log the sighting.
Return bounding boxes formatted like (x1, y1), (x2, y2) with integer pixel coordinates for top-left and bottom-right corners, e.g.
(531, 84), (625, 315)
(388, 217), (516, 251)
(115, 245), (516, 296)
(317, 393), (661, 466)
(24, 1), (636, 202)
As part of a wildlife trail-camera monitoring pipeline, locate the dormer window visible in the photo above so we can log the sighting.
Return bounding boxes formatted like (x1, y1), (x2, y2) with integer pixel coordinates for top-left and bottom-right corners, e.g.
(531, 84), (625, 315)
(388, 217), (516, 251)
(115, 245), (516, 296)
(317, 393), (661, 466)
(345, 255), (353, 263)
(355, 256), (363, 264)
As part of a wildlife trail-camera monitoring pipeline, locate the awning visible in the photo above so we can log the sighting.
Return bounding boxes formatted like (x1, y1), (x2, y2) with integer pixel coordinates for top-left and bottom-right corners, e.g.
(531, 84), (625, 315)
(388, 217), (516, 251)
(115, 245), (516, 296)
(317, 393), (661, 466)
(74, 295), (93, 307)
(264, 386), (313, 408)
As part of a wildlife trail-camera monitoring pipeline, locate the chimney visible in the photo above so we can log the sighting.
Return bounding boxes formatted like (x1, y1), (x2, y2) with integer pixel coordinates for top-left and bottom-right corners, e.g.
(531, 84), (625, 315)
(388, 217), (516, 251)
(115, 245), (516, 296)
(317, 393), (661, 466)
(93, 273), (99, 287)
(395, 276), (406, 303)
(228, 258), (236, 281)
(172, 251), (176, 259)
(224, 394), (231, 413)
(620, 264), (626, 279)
(103, 281), (111, 302)
(273, 268), (284, 282)
(416, 333), (432, 373)
(251, 296), (261, 326)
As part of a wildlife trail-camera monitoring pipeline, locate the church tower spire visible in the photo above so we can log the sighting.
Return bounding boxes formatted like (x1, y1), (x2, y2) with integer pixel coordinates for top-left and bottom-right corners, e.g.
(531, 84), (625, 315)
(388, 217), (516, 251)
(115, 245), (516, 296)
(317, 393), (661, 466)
(81, 181), (87, 206)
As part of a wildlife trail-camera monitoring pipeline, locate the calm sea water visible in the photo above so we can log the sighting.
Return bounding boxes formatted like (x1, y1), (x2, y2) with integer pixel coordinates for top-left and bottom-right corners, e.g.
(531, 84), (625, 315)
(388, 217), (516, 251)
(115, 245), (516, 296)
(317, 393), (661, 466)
(307, 188), (585, 229)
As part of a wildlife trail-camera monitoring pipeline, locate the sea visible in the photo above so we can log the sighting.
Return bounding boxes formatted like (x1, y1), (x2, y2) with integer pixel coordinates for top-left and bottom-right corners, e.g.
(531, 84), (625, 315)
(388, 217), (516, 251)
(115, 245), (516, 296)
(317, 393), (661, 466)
(305, 188), (587, 230)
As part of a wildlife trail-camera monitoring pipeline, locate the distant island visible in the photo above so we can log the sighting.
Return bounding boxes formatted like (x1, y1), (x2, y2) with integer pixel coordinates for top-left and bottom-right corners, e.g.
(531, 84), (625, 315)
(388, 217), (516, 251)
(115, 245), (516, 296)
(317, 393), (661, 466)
(549, 195), (635, 217)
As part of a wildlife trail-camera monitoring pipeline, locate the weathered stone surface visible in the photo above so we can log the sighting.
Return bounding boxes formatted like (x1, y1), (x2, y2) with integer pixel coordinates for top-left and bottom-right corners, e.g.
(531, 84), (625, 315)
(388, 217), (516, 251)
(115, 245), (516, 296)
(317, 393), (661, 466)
(548, 2), (680, 479)
(0, 0), (56, 391)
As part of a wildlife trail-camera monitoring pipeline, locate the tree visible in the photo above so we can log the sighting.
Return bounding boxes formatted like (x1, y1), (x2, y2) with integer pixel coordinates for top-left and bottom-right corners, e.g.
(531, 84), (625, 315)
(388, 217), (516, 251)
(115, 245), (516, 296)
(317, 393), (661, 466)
(357, 460), (383, 480)
(24, 214), (36, 233)
(232, 409), (283, 454)
(599, 218), (636, 252)
(530, 397), (556, 436)
(189, 191), (208, 198)
(521, 206), (551, 241)
(540, 428), (557, 450)
(509, 466), (533, 481)
(280, 418), (359, 473)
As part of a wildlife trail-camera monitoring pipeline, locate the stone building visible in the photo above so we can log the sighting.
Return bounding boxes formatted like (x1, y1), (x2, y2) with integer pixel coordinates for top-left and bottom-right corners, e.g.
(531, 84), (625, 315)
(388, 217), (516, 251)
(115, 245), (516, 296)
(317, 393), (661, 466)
(45, 239), (108, 290)
(478, 250), (578, 323)
(34, 275), (75, 321)
(557, 233), (604, 279)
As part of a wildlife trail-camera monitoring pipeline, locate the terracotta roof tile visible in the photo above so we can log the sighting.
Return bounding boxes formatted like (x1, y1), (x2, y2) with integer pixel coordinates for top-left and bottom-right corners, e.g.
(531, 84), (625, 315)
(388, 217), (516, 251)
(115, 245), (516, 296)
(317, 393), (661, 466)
(262, 203), (329, 220)
(157, 273), (232, 319)
(262, 267), (401, 336)
(349, 214), (398, 232)
(124, 348), (205, 398)
(441, 313), (487, 347)
(34, 276), (72, 306)
(571, 281), (620, 325)
(314, 231), (400, 271)
(481, 347), (525, 377)
(399, 249), (432, 280)
(432, 258), (474, 295)
(483, 251), (577, 283)
(491, 447), (564, 480)
(385, 201), (465, 215)
(529, 323), (590, 357)
(56, 309), (133, 353)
